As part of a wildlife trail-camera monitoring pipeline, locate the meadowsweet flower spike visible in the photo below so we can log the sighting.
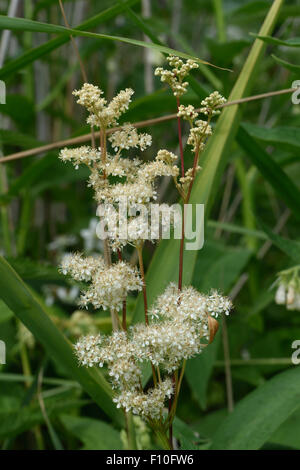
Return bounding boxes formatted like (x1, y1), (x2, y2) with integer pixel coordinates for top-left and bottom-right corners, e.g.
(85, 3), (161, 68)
(155, 55), (199, 97)
(74, 83), (134, 128)
(58, 56), (231, 445)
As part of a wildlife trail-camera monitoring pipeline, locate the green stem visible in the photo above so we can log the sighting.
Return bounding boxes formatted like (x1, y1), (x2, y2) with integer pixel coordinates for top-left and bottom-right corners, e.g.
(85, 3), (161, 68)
(19, 328), (45, 450)
(235, 158), (258, 298)
(213, 0), (226, 43)
(126, 412), (138, 450)
(155, 428), (172, 450)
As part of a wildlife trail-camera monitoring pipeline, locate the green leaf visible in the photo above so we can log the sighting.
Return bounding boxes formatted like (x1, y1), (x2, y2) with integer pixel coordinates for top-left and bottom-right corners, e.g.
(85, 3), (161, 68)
(231, 1), (270, 17)
(0, 129), (43, 149)
(0, 15), (218, 68)
(60, 414), (123, 450)
(0, 0), (140, 80)
(242, 122), (300, 152)
(210, 366), (300, 450)
(207, 220), (267, 241)
(206, 38), (252, 64)
(268, 408), (300, 449)
(259, 223), (300, 264)
(7, 257), (65, 283)
(253, 34), (300, 47)
(237, 125), (300, 221)
(271, 54), (300, 73)
(0, 255), (123, 426)
(194, 408), (228, 440)
(193, 243), (252, 293)
(185, 331), (221, 410)
(0, 388), (86, 439)
(0, 153), (56, 204)
(0, 300), (13, 324)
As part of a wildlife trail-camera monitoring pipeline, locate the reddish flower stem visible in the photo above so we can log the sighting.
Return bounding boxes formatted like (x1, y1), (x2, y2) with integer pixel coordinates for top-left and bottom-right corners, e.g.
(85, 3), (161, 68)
(176, 97), (185, 178)
(176, 97), (185, 292)
(117, 249), (127, 331)
(137, 244), (148, 326)
(171, 97), (186, 446)
(178, 216), (185, 291)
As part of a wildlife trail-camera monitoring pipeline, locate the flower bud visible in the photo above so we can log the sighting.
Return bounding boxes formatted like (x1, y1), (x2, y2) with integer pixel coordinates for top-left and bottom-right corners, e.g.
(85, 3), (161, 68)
(275, 284), (286, 305)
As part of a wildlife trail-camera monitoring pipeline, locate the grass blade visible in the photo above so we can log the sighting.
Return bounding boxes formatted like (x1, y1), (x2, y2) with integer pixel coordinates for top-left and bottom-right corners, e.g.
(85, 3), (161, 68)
(0, 15), (222, 68)
(0, 0), (140, 80)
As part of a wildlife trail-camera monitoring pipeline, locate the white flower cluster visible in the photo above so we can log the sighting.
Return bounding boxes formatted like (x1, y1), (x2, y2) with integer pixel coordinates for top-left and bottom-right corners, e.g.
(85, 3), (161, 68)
(75, 330), (173, 420)
(74, 283), (232, 418)
(73, 83), (134, 128)
(60, 254), (143, 311)
(199, 91), (227, 116)
(74, 334), (103, 367)
(109, 124), (152, 153)
(58, 61), (231, 423)
(156, 149), (178, 165)
(79, 261), (143, 311)
(155, 55), (199, 97)
(60, 85), (181, 252)
(60, 252), (104, 281)
(274, 266), (300, 311)
(179, 166), (201, 191)
(187, 120), (212, 152)
(59, 146), (100, 169)
(177, 104), (198, 122)
(90, 148), (179, 250)
(114, 379), (173, 420)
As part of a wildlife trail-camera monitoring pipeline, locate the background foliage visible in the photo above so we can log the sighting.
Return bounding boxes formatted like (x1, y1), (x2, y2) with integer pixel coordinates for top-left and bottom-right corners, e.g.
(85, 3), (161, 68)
(0, 0), (300, 450)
